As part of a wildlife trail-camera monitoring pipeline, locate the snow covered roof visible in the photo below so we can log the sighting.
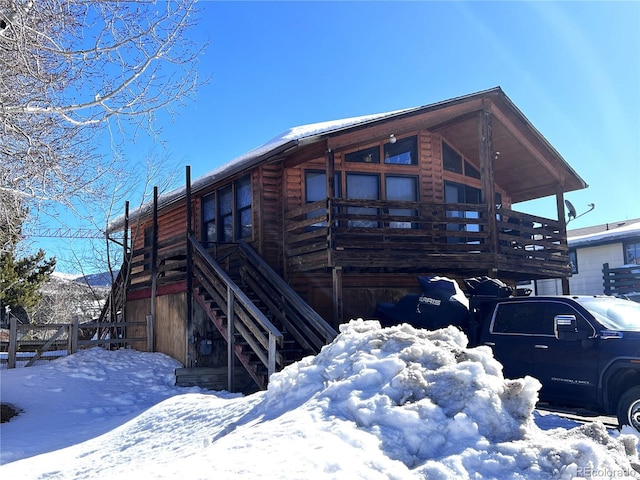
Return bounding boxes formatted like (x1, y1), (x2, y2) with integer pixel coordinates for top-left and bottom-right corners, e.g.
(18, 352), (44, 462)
(108, 107), (417, 232)
(568, 219), (640, 248)
(188, 108), (416, 194)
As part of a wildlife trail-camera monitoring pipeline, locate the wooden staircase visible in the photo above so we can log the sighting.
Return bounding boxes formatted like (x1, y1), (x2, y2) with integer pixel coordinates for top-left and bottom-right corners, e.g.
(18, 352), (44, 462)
(100, 234), (337, 391)
(188, 236), (337, 390)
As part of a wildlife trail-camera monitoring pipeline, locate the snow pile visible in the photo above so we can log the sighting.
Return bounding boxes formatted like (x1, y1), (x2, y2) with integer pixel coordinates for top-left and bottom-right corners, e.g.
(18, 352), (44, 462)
(264, 320), (638, 478)
(1, 320), (639, 479)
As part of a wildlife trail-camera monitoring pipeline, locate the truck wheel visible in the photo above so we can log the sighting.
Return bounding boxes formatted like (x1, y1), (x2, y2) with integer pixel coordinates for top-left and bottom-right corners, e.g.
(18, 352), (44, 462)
(617, 386), (640, 432)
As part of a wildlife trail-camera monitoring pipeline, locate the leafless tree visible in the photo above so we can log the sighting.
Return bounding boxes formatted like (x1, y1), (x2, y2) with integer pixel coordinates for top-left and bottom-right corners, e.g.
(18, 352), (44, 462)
(0, 0), (204, 253)
(32, 274), (109, 325)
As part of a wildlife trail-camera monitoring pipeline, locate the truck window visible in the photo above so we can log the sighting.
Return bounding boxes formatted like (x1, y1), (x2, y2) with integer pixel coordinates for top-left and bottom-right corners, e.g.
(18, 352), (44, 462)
(491, 301), (594, 337)
(542, 302), (594, 336)
(491, 302), (545, 335)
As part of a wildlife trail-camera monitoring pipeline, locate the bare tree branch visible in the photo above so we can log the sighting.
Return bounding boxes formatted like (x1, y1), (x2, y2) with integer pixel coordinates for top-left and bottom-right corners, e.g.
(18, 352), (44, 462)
(0, 0), (205, 254)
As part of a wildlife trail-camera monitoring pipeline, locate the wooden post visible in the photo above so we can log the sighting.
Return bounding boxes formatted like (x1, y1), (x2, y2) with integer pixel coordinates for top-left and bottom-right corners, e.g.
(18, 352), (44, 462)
(603, 263), (611, 295)
(150, 186), (158, 353)
(268, 333), (276, 378)
(478, 101), (498, 265)
(70, 319), (79, 354)
(555, 187), (570, 294)
(326, 149), (343, 326)
(227, 286), (235, 392)
(326, 149), (335, 200)
(146, 314), (154, 352)
(8, 316), (17, 369)
(332, 266), (343, 327)
(120, 202), (129, 326)
(326, 149), (336, 258)
(185, 166), (194, 367)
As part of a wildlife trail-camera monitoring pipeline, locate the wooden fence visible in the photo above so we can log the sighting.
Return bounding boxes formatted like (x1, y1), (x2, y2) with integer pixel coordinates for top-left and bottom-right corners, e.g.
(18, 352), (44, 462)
(1, 316), (152, 369)
(603, 263), (640, 298)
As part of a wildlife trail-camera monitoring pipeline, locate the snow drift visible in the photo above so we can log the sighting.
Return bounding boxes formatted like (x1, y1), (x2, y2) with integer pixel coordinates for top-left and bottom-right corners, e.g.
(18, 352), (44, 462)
(1, 320), (639, 479)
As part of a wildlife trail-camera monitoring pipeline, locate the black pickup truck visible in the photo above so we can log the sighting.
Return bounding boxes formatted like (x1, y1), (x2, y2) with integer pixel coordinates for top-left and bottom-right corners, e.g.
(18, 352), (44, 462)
(374, 276), (640, 431)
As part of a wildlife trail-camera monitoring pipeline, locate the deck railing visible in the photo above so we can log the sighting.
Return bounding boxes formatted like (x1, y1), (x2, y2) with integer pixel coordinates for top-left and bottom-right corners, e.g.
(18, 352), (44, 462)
(495, 208), (567, 260)
(285, 199), (568, 275)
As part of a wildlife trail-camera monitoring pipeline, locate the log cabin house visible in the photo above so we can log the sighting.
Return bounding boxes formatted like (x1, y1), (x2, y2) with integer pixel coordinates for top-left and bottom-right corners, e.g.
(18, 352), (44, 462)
(105, 87), (588, 392)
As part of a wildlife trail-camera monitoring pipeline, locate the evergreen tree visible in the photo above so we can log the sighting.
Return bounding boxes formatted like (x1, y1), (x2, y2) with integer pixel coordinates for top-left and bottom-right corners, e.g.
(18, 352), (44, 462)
(0, 248), (56, 324)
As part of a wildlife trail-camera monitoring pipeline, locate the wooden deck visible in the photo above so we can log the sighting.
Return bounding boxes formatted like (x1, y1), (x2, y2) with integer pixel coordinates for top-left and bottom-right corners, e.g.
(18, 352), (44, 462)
(285, 200), (569, 280)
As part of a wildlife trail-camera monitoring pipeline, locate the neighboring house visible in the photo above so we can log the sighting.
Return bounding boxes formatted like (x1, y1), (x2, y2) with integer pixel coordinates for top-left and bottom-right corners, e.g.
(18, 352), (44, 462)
(106, 87), (587, 391)
(527, 219), (640, 297)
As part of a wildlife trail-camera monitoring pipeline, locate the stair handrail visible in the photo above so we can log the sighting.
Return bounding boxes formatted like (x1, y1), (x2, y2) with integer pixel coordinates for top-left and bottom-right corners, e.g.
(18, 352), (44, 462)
(237, 241), (338, 352)
(97, 256), (131, 325)
(188, 234), (283, 377)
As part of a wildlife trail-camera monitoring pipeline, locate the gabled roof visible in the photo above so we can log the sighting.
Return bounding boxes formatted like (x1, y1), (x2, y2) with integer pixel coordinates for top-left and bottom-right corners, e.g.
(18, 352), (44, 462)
(108, 87), (587, 232)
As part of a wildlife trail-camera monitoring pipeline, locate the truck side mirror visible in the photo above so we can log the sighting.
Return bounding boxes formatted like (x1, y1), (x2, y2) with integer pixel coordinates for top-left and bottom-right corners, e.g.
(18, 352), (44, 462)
(554, 314), (589, 341)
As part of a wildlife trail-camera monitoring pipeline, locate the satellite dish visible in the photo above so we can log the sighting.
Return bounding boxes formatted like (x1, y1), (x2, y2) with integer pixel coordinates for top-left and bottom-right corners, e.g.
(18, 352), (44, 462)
(565, 200), (595, 224)
(565, 199), (577, 220)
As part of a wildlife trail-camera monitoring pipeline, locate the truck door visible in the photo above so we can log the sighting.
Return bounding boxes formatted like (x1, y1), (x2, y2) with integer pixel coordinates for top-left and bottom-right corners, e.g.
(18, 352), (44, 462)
(482, 301), (542, 380)
(529, 301), (599, 405)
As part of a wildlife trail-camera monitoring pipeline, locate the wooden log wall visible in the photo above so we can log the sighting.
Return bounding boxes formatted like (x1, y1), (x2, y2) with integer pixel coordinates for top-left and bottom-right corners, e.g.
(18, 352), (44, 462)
(256, 164), (284, 274)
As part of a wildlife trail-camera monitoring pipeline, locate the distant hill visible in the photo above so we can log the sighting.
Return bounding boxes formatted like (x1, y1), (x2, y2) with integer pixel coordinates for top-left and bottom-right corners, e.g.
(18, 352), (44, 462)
(74, 271), (116, 289)
(52, 271), (115, 288)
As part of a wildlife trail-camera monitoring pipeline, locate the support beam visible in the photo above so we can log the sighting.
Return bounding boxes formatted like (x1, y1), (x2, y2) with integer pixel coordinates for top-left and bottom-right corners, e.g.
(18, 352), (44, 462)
(150, 187), (158, 352)
(186, 166), (194, 367)
(555, 186), (571, 295)
(326, 149), (336, 263)
(120, 202), (129, 325)
(478, 102), (498, 265)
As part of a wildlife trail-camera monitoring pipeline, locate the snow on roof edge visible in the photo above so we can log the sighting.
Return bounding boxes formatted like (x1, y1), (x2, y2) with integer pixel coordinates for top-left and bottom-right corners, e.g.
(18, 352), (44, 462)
(568, 221), (640, 247)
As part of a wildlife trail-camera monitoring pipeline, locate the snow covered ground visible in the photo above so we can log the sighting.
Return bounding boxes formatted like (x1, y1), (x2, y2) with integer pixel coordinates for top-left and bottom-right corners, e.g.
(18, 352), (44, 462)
(1, 320), (639, 479)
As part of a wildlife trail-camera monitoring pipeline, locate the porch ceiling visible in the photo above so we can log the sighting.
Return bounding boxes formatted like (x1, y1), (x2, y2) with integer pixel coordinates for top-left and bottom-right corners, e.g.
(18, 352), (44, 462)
(431, 97), (587, 204)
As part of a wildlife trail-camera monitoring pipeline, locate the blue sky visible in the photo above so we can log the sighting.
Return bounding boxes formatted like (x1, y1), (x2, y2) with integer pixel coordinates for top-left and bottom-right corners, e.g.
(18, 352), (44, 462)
(34, 1), (640, 273)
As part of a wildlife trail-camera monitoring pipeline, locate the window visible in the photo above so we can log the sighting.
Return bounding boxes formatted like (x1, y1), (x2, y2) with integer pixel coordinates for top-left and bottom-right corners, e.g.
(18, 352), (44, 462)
(346, 173), (379, 227)
(442, 141), (463, 174)
(202, 193), (216, 245)
(345, 135), (418, 165)
(492, 302), (543, 334)
(492, 301), (592, 337)
(305, 171), (342, 201)
(445, 181), (481, 243)
(442, 141), (481, 178)
(625, 241), (640, 265)
(569, 249), (578, 274)
(219, 185), (233, 242)
(201, 175), (253, 243)
(346, 146), (380, 164)
(464, 160), (481, 179)
(235, 176), (252, 239)
(305, 171), (341, 227)
(541, 302), (592, 336)
(384, 136), (417, 165)
(386, 175), (418, 228)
